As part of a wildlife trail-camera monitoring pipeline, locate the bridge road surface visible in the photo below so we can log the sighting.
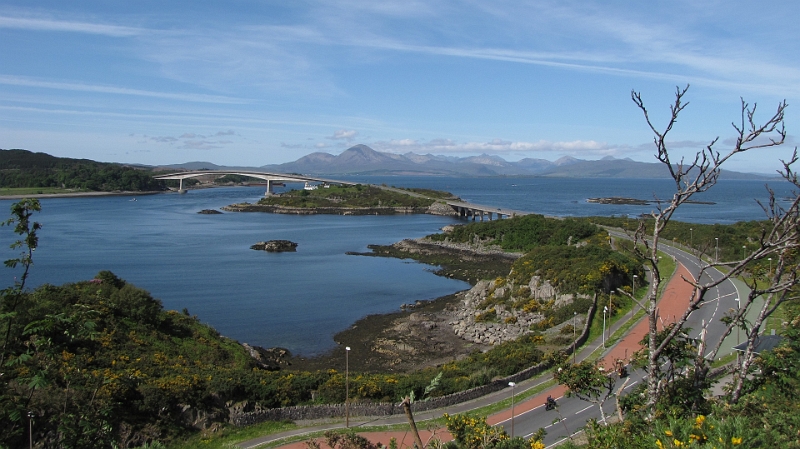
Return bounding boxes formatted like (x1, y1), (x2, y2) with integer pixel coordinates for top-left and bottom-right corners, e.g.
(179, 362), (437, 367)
(238, 240), (742, 449)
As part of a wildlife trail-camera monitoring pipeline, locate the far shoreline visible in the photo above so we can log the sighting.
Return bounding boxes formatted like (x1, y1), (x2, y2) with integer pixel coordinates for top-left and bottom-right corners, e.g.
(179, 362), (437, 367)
(0, 183), (270, 201)
(0, 190), (164, 200)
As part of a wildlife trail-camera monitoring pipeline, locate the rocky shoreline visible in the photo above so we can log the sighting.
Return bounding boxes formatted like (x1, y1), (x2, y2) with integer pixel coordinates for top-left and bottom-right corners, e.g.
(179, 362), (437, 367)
(347, 238), (518, 284)
(288, 291), (486, 373)
(0, 190), (162, 200)
(288, 238), (583, 373)
(221, 201), (458, 216)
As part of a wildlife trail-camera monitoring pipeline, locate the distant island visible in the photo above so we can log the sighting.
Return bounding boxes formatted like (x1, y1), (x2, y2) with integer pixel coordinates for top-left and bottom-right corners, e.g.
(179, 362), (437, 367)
(587, 197), (650, 205)
(587, 197), (716, 206)
(222, 183), (460, 216)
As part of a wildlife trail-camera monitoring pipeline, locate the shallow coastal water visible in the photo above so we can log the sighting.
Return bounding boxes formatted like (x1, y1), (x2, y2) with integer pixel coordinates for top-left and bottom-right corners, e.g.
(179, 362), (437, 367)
(0, 187), (467, 355)
(0, 176), (794, 355)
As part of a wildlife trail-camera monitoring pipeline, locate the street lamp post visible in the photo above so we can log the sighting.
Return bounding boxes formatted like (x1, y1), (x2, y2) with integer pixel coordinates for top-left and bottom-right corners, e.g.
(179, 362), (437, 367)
(630, 275), (638, 319)
(28, 411), (33, 449)
(742, 245), (746, 260)
(768, 257), (773, 277)
(609, 291), (613, 315)
(603, 306), (608, 349)
(689, 228), (693, 253)
(345, 346), (350, 428)
(736, 297), (741, 345)
(715, 237), (719, 263)
(508, 382), (516, 438)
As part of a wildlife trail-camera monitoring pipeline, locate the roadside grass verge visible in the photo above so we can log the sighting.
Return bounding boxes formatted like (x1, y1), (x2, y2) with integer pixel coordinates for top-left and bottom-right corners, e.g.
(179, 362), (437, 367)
(168, 421), (297, 449)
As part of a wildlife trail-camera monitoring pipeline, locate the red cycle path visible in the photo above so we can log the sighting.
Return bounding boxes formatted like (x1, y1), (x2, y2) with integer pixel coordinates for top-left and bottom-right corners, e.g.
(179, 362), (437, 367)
(598, 263), (695, 371)
(272, 263), (696, 448)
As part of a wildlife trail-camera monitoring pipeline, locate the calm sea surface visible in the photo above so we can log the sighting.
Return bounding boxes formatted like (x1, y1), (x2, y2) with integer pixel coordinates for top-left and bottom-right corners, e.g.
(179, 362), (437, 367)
(0, 176), (794, 355)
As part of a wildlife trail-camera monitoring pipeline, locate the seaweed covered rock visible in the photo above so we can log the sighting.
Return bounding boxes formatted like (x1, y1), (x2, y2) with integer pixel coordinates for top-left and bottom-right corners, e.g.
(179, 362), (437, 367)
(250, 240), (298, 252)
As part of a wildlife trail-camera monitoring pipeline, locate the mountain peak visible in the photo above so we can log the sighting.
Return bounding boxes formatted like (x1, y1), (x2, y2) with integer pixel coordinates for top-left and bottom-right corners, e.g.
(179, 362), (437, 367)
(554, 156), (580, 166)
(337, 145), (403, 165)
(254, 145), (769, 179)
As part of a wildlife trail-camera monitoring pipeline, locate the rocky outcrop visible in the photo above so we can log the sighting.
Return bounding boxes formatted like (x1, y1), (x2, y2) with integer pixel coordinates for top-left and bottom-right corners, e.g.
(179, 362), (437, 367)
(426, 201), (459, 216)
(449, 276), (588, 346)
(450, 280), (542, 345)
(242, 344), (292, 370)
(394, 237), (517, 258)
(250, 240), (298, 252)
(198, 209), (223, 214)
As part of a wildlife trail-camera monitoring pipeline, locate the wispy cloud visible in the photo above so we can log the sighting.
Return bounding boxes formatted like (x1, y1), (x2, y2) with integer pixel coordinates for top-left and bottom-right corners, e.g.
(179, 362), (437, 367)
(369, 138), (633, 157)
(0, 75), (247, 104)
(0, 15), (143, 36)
(144, 130), (240, 150)
(180, 140), (229, 150)
(328, 129), (358, 141)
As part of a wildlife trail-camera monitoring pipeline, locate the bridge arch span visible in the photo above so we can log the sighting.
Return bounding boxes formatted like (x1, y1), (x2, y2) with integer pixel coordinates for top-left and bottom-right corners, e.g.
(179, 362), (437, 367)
(153, 170), (356, 195)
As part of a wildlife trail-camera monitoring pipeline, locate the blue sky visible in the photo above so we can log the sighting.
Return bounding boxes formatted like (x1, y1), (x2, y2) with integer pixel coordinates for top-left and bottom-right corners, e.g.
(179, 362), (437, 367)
(1, 1), (798, 173)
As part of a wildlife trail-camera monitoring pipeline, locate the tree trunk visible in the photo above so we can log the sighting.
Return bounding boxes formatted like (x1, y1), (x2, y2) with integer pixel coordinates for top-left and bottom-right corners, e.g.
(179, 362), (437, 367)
(401, 397), (425, 449)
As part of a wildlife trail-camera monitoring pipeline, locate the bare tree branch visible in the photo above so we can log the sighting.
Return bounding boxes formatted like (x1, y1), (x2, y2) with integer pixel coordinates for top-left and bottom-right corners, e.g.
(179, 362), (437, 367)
(628, 86), (793, 412)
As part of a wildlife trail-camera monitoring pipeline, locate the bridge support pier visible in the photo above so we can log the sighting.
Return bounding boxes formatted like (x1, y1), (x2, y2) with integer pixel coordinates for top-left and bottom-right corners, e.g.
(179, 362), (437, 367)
(447, 204), (522, 220)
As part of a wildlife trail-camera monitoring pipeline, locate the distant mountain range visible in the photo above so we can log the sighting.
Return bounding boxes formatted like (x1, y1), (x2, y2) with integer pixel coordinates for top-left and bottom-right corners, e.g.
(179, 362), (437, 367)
(161, 144), (776, 179)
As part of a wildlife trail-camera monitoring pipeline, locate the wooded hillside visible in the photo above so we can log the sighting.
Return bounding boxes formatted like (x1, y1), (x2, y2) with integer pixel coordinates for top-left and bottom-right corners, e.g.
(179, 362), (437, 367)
(0, 149), (163, 192)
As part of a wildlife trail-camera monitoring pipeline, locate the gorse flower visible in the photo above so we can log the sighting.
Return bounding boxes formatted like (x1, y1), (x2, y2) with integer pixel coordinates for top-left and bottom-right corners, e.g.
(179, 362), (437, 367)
(694, 415), (706, 428)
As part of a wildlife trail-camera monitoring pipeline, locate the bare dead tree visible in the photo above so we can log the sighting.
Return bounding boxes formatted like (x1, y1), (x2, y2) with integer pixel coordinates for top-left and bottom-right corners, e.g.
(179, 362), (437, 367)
(626, 85), (797, 410)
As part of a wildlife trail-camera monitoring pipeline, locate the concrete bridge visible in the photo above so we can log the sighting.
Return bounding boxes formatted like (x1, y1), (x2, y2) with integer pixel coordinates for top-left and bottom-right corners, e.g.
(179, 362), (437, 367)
(153, 170), (529, 220)
(445, 200), (528, 221)
(153, 170), (356, 195)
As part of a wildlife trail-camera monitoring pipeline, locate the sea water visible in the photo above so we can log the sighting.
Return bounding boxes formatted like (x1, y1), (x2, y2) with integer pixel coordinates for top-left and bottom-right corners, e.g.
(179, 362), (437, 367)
(0, 177), (794, 355)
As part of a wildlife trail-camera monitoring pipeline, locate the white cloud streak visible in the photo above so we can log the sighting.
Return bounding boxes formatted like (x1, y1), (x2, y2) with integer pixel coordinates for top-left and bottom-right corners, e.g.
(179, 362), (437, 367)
(0, 15), (143, 36)
(328, 129), (358, 140)
(0, 75), (247, 104)
(370, 138), (633, 157)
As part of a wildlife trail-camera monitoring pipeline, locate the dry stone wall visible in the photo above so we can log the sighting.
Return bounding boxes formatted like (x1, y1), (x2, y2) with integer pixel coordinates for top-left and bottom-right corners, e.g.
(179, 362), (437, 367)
(230, 296), (597, 427)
